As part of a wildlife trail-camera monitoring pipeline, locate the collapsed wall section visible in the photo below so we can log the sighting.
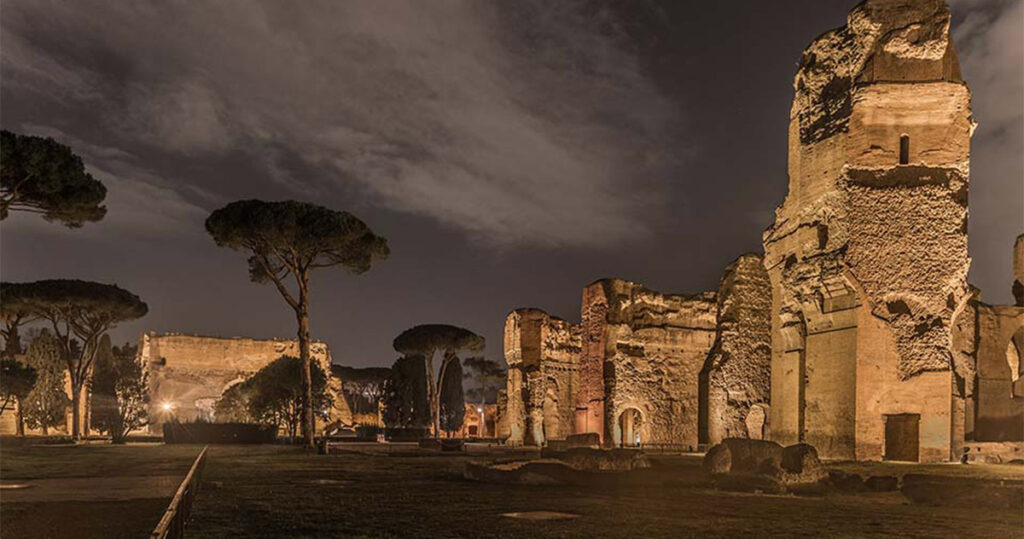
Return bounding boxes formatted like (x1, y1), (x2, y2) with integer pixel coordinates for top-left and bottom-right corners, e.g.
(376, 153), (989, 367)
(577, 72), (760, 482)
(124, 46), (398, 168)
(700, 254), (773, 446)
(579, 279), (717, 448)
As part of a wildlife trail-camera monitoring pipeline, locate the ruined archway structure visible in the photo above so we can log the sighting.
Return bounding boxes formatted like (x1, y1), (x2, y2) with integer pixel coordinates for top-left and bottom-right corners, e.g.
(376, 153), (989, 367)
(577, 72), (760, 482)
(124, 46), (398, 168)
(502, 255), (772, 450)
(495, 0), (1023, 462)
(763, 0), (973, 462)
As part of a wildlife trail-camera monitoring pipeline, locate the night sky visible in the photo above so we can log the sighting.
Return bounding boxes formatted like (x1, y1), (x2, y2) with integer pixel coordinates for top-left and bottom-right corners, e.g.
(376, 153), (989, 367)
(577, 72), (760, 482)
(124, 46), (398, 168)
(2, 0), (1021, 368)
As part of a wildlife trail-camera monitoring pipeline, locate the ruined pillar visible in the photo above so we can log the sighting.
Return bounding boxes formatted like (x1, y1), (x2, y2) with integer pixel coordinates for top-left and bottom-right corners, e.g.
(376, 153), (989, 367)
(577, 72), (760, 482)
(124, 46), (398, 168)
(700, 253), (772, 446)
(503, 309), (580, 446)
(763, 0), (972, 462)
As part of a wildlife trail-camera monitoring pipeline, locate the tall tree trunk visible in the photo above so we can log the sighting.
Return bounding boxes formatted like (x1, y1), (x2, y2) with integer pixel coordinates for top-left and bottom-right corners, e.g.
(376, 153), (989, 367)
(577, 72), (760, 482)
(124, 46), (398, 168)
(70, 380), (81, 439)
(433, 351), (456, 438)
(296, 274), (314, 449)
(425, 354), (438, 437)
(16, 402), (25, 436)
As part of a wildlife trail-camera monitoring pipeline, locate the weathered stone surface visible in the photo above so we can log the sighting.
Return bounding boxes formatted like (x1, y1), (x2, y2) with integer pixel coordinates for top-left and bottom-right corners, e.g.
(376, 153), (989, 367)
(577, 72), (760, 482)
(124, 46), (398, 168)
(960, 442), (1024, 464)
(703, 438), (784, 475)
(141, 333), (351, 433)
(503, 308), (580, 446)
(577, 279), (717, 448)
(704, 439), (827, 491)
(541, 447), (651, 472)
(764, 0), (972, 462)
(780, 443), (828, 485)
(701, 254), (772, 445)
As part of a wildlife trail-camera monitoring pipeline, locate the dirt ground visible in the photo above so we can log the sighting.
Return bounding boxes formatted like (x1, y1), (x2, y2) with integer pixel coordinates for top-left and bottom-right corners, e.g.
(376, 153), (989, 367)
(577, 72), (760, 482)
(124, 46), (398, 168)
(1, 442), (1021, 538)
(0, 442), (200, 539)
(188, 444), (1023, 538)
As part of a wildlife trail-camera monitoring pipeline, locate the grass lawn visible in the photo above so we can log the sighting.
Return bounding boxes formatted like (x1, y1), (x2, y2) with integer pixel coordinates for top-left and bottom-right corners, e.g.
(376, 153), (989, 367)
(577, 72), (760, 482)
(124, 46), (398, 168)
(187, 445), (1024, 538)
(0, 440), (201, 539)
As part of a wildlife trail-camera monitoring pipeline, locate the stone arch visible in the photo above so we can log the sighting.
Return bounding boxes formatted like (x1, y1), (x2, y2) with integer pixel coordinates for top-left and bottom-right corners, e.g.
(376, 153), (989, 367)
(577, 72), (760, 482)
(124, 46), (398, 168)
(614, 406), (644, 448)
(1007, 326), (1024, 398)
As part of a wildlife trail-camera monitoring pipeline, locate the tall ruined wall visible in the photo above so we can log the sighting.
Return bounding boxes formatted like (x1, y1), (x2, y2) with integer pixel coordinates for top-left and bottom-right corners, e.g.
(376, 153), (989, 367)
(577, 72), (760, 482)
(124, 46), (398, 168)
(580, 279), (717, 448)
(971, 303), (1024, 441)
(700, 254), (772, 445)
(502, 309), (580, 446)
(142, 333), (351, 432)
(764, 0), (970, 461)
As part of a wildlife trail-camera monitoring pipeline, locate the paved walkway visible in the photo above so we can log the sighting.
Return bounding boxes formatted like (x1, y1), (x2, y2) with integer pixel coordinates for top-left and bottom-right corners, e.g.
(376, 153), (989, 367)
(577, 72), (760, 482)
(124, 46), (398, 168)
(0, 475), (180, 502)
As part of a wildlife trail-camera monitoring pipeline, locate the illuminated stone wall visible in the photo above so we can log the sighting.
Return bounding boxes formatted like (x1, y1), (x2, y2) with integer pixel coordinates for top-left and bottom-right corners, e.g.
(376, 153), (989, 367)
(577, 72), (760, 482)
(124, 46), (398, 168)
(502, 309), (580, 446)
(763, 0), (971, 462)
(700, 254), (772, 445)
(141, 332), (351, 433)
(577, 279), (718, 449)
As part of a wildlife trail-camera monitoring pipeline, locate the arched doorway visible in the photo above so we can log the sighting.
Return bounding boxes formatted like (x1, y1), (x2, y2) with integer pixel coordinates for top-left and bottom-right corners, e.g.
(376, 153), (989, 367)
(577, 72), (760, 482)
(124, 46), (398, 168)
(1007, 327), (1024, 398)
(617, 408), (643, 448)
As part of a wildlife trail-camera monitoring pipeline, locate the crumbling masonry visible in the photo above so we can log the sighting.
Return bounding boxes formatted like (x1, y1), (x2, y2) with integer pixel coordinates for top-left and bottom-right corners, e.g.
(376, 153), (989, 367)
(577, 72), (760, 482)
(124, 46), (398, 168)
(501, 0), (1022, 462)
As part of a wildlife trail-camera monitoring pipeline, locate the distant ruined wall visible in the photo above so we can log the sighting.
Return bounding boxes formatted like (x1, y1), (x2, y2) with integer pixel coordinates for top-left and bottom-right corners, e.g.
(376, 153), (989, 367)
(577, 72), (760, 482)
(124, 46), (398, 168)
(764, 0), (971, 462)
(700, 254), (772, 446)
(579, 279), (717, 448)
(503, 309), (580, 446)
(142, 333), (352, 433)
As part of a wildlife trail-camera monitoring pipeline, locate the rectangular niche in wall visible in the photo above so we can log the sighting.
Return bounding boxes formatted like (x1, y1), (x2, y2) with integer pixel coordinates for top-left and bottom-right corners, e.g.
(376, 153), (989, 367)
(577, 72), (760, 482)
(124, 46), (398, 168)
(883, 413), (920, 462)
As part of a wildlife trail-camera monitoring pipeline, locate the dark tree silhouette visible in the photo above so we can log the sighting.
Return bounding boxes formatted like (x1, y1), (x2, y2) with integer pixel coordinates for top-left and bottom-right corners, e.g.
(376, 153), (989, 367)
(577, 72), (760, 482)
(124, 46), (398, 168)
(1, 282), (40, 359)
(91, 336), (148, 444)
(381, 355), (430, 430)
(213, 356), (331, 439)
(438, 357), (464, 436)
(14, 279), (147, 438)
(206, 199), (388, 448)
(0, 130), (106, 226)
(0, 359), (36, 435)
(393, 324), (484, 437)
(22, 330), (70, 436)
(462, 356), (505, 405)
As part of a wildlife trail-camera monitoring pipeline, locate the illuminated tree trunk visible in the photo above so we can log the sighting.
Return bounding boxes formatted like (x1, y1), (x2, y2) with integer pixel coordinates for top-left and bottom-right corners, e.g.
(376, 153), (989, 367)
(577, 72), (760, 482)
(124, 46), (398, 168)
(296, 272), (315, 449)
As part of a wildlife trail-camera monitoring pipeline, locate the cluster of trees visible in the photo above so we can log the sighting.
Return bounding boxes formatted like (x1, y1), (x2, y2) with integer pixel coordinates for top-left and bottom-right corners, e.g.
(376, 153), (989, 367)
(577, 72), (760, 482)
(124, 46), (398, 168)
(214, 356), (332, 438)
(0, 281), (148, 439)
(2, 130), (392, 451)
(381, 324), (504, 438)
(91, 336), (149, 443)
(1, 131), (149, 441)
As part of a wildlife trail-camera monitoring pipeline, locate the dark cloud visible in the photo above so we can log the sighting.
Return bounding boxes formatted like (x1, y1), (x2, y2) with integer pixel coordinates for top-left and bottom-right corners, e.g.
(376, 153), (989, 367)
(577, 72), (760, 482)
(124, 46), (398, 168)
(1, 1), (1020, 367)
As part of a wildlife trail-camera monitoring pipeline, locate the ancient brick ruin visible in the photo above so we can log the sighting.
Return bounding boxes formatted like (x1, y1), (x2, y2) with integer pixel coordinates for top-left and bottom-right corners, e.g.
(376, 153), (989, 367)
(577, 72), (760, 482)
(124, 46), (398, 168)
(503, 309), (580, 446)
(504, 257), (771, 451)
(764, 0), (973, 463)
(141, 333), (352, 433)
(501, 0), (1023, 463)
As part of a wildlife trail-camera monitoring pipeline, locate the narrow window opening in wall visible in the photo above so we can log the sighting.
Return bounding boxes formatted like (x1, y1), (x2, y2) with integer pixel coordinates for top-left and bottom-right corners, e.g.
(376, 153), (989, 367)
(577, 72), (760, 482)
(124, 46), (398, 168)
(899, 134), (910, 164)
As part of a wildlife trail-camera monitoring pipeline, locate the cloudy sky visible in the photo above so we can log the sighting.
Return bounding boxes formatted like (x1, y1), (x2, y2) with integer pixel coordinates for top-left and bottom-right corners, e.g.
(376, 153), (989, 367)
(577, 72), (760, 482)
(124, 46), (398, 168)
(2, 0), (1021, 368)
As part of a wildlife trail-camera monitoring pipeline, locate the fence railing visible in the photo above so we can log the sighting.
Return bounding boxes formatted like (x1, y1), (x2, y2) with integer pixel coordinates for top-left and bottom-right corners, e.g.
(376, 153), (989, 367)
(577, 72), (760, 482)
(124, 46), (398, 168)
(150, 445), (209, 539)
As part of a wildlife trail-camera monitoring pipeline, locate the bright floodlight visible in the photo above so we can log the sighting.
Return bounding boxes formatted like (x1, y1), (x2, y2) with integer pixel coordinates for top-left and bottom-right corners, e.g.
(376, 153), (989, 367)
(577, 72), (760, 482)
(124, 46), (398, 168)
(161, 402), (174, 412)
